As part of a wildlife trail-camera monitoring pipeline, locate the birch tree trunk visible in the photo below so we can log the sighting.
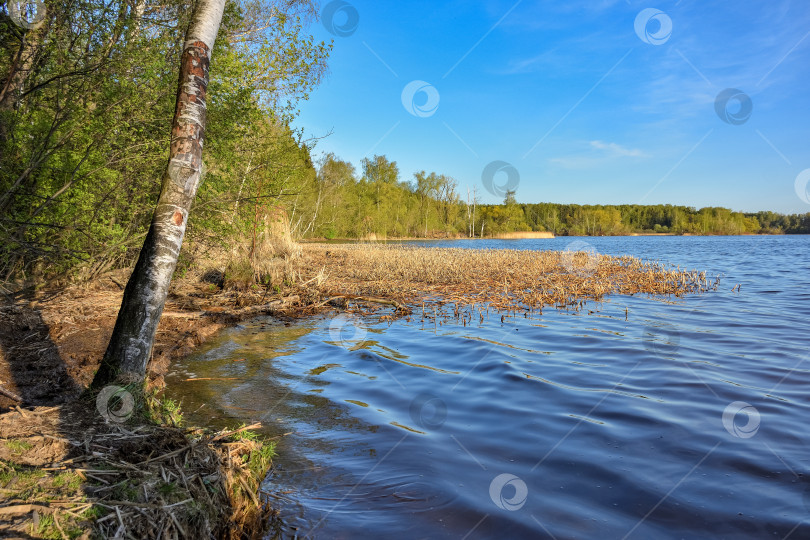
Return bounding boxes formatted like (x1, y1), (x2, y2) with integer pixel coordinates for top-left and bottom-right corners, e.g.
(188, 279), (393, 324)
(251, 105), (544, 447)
(92, 0), (226, 387)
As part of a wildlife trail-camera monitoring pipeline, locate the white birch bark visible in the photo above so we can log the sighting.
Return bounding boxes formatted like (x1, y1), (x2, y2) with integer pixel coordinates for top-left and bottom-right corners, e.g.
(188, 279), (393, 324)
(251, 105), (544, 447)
(93, 0), (226, 386)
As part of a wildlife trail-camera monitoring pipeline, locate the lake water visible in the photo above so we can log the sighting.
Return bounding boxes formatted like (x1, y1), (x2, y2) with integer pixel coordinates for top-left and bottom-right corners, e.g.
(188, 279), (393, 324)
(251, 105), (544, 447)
(166, 236), (810, 539)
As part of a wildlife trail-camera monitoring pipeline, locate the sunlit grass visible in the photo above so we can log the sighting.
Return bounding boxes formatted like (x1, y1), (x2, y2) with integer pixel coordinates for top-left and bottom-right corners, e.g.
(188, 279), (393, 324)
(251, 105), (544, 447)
(302, 243), (714, 310)
(4, 439), (33, 455)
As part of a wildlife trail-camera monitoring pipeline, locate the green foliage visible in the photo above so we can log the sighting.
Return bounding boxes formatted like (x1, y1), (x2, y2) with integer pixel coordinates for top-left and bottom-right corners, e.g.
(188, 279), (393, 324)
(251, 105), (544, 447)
(514, 202), (809, 236)
(247, 441), (276, 480)
(227, 423), (262, 443)
(32, 514), (60, 539)
(4, 439), (32, 455)
(225, 424), (276, 482)
(0, 0), (330, 281)
(158, 481), (181, 498)
(291, 160), (810, 238)
(0, 461), (46, 499)
(503, 189), (517, 206)
(52, 471), (83, 492)
(110, 479), (139, 502)
(143, 390), (184, 427)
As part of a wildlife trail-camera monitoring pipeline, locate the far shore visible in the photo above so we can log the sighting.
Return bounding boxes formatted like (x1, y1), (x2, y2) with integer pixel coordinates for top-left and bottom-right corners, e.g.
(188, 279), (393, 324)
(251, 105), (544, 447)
(300, 231), (797, 242)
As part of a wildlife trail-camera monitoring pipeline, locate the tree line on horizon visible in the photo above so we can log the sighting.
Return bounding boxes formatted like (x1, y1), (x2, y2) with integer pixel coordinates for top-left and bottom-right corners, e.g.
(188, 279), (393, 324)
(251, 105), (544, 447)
(301, 153), (810, 239)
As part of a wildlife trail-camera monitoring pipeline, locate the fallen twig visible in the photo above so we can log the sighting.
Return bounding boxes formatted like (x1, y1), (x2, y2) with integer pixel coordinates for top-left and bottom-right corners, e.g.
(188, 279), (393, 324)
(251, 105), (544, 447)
(210, 422), (262, 442)
(219, 295), (300, 317)
(0, 384), (22, 402)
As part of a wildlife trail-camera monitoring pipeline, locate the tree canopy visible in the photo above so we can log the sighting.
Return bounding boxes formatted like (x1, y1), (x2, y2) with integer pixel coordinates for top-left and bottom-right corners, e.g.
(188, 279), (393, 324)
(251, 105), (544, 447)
(0, 0), (329, 281)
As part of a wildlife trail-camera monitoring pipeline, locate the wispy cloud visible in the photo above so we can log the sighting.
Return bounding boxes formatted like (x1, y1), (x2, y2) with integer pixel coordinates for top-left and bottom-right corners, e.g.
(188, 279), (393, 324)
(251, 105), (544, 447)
(589, 140), (647, 157)
(633, 0), (810, 119)
(549, 140), (649, 169)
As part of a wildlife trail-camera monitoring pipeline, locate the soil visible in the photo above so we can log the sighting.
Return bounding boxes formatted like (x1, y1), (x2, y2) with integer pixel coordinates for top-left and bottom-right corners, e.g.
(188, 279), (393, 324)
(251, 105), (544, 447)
(0, 268), (311, 411)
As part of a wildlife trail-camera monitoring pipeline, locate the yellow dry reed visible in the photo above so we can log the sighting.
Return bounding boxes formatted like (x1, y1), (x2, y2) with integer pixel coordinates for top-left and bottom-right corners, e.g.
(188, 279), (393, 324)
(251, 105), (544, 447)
(301, 243), (715, 312)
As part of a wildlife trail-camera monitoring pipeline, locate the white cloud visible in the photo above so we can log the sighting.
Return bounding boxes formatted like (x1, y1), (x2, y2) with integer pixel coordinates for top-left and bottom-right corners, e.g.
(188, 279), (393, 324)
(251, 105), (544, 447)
(589, 140), (647, 157)
(548, 140), (649, 169)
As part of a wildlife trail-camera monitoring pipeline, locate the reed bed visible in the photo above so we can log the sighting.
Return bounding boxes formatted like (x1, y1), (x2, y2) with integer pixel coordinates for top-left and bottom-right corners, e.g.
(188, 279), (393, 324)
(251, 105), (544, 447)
(302, 244), (716, 312)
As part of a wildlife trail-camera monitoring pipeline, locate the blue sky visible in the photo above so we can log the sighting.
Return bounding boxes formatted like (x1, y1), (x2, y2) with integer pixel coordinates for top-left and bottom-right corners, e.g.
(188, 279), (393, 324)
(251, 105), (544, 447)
(294, 0), (810, 213)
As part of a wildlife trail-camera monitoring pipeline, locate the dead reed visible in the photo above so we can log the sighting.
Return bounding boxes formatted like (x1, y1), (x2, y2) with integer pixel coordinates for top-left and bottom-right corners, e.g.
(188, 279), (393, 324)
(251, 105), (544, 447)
(301, 243), (716, 312)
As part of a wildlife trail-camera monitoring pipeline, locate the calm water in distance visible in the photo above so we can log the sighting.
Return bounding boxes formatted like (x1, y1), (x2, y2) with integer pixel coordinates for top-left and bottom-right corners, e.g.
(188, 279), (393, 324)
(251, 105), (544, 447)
(167, 235), (810, 539)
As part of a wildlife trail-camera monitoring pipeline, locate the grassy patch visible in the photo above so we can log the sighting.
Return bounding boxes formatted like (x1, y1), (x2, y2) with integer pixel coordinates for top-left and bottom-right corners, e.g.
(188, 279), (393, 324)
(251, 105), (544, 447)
(0, 461), (47, 498)
(246, 440), (276, 480)
(52, 471), (82, 491)
(0, 459), (91, 539)
(87, 383), (185, 427)
(157, 480), (182, 499)
(110, 479), (139, 502)
(4, 438), (33, 455)
(225, 423), (277, 479)
(144, 391), (184, 427)
(31, 514), (56, 539)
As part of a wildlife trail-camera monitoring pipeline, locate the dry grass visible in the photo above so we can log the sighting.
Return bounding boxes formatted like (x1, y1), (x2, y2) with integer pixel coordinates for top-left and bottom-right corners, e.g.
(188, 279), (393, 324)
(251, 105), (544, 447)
(0, 403), (276, 539)
(172, 221), (302, 293)
(1, 282), (287, 539)
(221, 220), (301, 291)
(302, 243), (716, 311)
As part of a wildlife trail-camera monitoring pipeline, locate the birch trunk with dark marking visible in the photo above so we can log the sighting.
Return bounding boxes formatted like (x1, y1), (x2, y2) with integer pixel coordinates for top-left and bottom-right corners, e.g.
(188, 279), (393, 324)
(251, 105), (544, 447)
(92, 0), (226, 387)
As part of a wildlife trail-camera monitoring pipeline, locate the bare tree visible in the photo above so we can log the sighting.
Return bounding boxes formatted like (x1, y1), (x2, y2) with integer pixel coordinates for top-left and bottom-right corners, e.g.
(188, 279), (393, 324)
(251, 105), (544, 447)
(92, 0), (226, 387)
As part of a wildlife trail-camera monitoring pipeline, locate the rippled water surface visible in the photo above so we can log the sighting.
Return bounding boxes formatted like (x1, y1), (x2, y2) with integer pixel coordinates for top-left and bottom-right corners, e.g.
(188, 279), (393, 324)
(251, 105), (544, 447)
(167, 236), (810, 539)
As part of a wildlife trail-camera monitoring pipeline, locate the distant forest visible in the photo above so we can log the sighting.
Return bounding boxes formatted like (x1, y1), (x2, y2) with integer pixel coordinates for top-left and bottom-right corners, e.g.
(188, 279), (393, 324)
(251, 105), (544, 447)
(303, 154), (810, 239)
(507, 203), (810, 236)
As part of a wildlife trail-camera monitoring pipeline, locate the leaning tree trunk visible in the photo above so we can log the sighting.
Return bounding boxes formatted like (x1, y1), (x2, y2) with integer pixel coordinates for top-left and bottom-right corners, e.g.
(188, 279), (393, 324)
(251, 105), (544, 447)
(92, 0), (226, 387)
